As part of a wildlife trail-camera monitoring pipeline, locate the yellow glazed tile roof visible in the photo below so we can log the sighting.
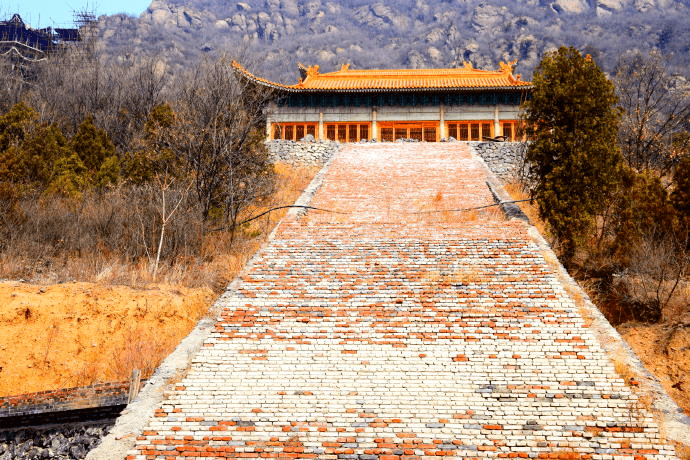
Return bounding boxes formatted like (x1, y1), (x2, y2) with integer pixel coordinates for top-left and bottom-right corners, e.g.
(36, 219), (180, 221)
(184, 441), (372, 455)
(232, 61), (531, 92)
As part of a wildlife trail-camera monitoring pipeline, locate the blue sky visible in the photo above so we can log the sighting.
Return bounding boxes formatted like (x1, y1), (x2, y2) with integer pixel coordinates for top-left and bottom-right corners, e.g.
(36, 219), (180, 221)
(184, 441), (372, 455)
(2, 0), (151, 28)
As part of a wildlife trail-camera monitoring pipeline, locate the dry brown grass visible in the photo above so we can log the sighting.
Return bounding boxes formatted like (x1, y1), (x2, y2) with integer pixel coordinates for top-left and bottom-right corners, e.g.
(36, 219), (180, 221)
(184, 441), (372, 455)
(0, 162), (318, 291)
(504, 182), (550, 236)
(0, 162), (320, 396)
(674, 442), (690, 460)
(413, 189), (506, 225)
(611, 350), (638, 385)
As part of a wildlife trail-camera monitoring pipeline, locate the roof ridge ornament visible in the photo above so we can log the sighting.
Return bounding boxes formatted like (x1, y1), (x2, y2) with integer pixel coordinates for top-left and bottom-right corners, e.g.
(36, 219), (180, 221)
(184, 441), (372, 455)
(499, 60), (518, 73)
(297, 62), (308, 81)
(499, 59), (521, 83)
(10, 14), (24, 26)
(340, 63), (351, 71)
(463, 61), (473, 70)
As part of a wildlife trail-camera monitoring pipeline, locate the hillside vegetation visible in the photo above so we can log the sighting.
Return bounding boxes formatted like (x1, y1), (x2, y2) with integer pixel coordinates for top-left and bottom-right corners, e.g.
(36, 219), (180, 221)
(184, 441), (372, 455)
(0, 43), (321, 394)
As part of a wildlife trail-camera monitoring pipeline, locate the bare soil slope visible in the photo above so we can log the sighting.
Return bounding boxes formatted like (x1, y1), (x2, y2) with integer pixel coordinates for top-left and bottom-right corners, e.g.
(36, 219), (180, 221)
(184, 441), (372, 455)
(618, 319), (690, 416)
(0, 281), (214, 396)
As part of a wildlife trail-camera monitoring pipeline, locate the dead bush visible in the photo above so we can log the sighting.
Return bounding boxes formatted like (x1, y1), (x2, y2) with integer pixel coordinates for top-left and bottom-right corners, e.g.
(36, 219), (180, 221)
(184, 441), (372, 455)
(0, 162), (317, 289)
(0, 184), (206, 283)
(604, 231), (689, 324)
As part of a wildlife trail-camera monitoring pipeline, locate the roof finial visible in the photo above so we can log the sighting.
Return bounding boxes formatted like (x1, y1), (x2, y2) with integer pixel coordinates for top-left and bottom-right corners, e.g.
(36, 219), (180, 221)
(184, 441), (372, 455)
(499, 59), (518, 73)
(340, 63), (351, 71)
(297, 62), (308, 81)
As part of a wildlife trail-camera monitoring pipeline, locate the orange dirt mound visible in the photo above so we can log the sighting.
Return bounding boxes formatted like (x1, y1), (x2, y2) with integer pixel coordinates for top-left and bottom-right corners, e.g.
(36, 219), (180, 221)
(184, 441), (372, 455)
(617, 319), (690, 416)
(0, 281), (214, 397)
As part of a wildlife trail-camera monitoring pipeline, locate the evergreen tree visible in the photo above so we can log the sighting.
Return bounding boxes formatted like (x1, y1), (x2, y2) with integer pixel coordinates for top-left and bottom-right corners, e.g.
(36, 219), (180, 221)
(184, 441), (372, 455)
(0, 102), (35, 153)
(71, 115), (117, 172)
(14, 124), (72, 184)
(0, 104), (73, 186)
(671, 156), (690, 231)
(48, 153), (88, 198)
(612, 168), (677, 261)
(523, 46), (623, 265)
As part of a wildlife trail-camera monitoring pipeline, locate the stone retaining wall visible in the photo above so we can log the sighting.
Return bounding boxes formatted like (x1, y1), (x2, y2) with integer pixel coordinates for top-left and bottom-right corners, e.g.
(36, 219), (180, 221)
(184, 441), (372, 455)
(1, 423), (113, 460)
(0, 382), (129, 421)
(265, 139), (339, 166)
(267, 140), (526, 181)
(470, 141), (527, 181)
(0, 382), (133, 459)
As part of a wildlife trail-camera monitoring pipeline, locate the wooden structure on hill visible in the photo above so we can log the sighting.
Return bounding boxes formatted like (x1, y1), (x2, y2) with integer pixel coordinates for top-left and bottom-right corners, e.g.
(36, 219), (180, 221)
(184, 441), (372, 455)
(232, 60), (531, 142)
(0, 14), (81, 62)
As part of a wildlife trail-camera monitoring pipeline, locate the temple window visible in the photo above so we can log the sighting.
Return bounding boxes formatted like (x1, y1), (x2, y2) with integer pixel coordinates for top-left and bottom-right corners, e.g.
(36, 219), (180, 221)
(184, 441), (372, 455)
(272, 123), (318, 140)
(348, 124), (358, 142)
(409, 127), (423, 141)
(378, 123), (439, 142)
(471, 124), (480, 140)
(325, 123), (371, 142)
(502, 122), (512, 140)
(500, 121), (523, 141)
(423, 127), (437, 143)
(360, 125), (369, 140)
(446, 122), (493, 141)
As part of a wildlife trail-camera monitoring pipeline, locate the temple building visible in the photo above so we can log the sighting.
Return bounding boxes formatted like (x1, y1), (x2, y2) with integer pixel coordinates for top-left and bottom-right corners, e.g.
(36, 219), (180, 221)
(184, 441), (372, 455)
(232, 60), (531, 143)
(0, 14), (81, 62)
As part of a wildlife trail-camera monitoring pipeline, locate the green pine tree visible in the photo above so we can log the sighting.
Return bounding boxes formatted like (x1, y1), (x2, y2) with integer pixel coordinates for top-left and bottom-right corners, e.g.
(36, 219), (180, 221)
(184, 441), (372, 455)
(523, 46), (623, 265)
(14, 124), (72, 185)
(0, 102), (36, 152)
(71, 115), (117, 172)
(48, 153), (88, 198)
(671, 156), (690, 232)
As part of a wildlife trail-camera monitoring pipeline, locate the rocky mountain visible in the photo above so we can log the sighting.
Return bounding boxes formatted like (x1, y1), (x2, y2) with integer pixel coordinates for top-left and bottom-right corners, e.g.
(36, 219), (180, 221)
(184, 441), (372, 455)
(95, 0), (690, 82)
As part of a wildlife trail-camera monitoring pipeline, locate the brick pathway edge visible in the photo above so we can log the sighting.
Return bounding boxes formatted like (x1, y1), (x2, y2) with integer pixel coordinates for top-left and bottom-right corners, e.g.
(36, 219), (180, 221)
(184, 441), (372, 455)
(470, 145), (690, 447)
(84, 155), (338, 460)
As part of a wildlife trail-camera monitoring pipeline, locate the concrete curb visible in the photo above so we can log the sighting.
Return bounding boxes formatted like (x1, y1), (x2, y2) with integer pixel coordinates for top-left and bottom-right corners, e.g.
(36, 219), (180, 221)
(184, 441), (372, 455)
(85, 154), (338, 460)
(470, 144), (690, 448)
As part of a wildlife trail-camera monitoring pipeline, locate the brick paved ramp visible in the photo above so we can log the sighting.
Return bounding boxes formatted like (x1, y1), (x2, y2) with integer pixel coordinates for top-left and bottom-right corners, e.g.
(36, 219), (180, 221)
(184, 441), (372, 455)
(128, 144), (679, 459)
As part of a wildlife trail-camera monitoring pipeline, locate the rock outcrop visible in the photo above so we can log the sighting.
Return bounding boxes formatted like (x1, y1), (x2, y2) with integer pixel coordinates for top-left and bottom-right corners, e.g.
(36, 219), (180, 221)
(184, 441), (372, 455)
(93, 0), (690, 82)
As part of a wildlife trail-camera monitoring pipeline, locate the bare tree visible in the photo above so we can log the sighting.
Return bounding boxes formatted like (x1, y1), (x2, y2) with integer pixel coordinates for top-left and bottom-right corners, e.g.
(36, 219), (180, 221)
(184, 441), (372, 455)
(614, 50), (690, 176)
(611, 228), (690, 323)
(170, 56), (275, 241)
(0, 54), (32, 113)
(152, 174), (192, 280)
(28, 35), (166, 154)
